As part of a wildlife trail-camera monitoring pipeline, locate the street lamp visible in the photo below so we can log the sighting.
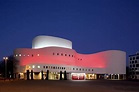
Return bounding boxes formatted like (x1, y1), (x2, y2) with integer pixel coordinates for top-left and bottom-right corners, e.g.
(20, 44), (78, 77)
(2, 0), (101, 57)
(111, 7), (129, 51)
(3, 57), (8, 79)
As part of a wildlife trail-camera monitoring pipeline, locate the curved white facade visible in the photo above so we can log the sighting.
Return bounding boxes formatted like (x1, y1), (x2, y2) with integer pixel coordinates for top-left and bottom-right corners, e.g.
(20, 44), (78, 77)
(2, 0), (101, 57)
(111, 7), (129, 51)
(32, 36), (72, 49)
(14, 35), (126, 80)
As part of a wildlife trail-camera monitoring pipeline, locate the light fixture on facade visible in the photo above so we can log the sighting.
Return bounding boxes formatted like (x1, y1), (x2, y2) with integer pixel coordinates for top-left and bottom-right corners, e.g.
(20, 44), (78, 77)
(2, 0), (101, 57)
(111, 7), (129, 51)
(19, 54), (21, 56)
(32, 65), (35, 68)
(38, 66), (40, 68)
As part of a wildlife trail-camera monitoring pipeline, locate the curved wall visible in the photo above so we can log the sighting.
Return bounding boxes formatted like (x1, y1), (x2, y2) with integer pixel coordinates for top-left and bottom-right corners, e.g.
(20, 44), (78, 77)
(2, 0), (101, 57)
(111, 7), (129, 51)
(75, 50), (126, 74)
(32, 36), (72, 49)
(14, 47), (126, 74)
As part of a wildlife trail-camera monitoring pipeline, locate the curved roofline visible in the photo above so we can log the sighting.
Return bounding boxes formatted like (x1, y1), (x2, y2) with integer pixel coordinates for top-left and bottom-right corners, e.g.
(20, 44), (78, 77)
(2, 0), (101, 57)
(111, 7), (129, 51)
(32, 35), (72, 49)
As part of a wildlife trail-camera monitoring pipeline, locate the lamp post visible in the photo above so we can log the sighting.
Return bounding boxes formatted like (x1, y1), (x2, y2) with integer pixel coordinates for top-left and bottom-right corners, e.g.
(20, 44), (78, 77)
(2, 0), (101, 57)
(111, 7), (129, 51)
(3, 57), (8, 79)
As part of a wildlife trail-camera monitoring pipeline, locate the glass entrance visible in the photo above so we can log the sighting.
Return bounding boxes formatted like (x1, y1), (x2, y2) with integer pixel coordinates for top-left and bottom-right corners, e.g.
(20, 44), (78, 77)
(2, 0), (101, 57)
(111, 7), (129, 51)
(49, 72), (60, 80)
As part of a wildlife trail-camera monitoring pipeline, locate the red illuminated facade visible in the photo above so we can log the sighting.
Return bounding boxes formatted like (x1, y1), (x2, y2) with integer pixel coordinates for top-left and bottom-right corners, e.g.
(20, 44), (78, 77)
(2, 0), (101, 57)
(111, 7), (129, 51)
(14, 36), (126, 80)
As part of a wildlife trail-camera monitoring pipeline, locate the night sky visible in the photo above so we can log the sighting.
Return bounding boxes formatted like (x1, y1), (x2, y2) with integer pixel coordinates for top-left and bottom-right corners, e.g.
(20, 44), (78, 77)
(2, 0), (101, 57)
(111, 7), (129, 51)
(0, 0), (139, 62)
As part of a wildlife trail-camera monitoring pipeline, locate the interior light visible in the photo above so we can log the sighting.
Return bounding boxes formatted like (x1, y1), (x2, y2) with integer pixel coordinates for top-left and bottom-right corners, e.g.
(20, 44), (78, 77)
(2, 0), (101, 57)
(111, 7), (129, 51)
(32, 65), (35, 68)
(38, 66), (40, 68)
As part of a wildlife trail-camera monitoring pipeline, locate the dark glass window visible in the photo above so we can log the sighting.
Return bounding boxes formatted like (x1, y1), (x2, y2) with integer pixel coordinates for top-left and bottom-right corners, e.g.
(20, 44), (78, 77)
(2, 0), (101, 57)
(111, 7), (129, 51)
(32, 54), (33, 57)
(69, 54), (70, 57)
(133, 64), (135, 67)
(64, 67), (65, 69)
(53, 53), (55, 55)
(133, 57), (135, 60)
(136, 72), (139, 74)
(46, 66), (48, 68)
(53, 67), (55, 69)
(88, 69), (90, 71)
(62, 67), (63, 69)
(65, 54), (67, 56)
(136, 64), (139, 67)
(82, 69), (84, 71)
(80, 68), (81, 71)
(73, 68), (74, 70)
(92, 69), (93, 71)
(80, 59), (82, 60)
(130, 65), (132, 67)
(61, 53), (63, 56)
(43, 66), (45, 68)
(72, 55), (73, 57)
(130, 57), (132, 60)
(135, 60), (137, 63)
(57, 53), (59, 55)
(76, 68), (78, 70)
(132, 61), (134, 63)
(136, 56), (139, 59)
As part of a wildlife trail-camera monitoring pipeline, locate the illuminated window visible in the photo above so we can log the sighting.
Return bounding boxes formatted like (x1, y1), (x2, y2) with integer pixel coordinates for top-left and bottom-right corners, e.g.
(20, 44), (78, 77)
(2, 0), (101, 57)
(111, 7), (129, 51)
(38, 66), (40, 68)
(32, 65), (35, 68)
(16, 54), (18, 57)
(19, 54), (21, 56)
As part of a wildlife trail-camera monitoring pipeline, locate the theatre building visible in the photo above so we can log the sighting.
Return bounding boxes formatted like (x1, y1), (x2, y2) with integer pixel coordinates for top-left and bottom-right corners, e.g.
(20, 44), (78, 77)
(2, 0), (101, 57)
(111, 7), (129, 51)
(14, 36), (126, 80)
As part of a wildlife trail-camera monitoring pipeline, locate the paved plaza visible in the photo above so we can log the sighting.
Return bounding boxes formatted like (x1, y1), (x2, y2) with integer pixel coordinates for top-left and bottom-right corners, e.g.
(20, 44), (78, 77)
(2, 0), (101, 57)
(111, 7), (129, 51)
(0, 80), (139, 92)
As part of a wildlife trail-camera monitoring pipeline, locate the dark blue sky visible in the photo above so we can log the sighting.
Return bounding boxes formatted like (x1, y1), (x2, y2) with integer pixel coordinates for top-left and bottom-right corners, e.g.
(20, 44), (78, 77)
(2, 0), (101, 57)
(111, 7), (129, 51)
(0, 0), (139, 62)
